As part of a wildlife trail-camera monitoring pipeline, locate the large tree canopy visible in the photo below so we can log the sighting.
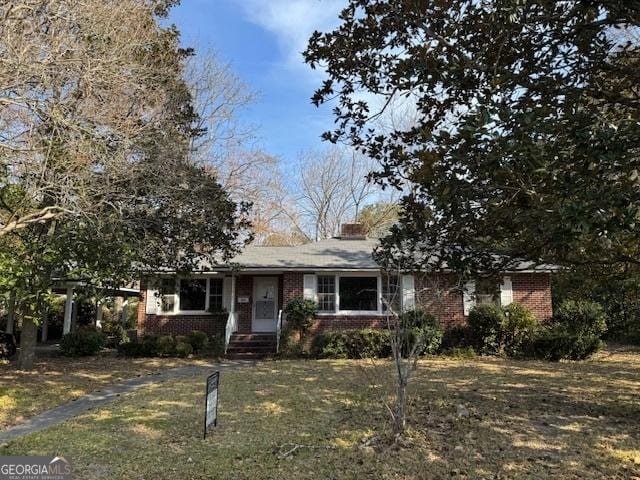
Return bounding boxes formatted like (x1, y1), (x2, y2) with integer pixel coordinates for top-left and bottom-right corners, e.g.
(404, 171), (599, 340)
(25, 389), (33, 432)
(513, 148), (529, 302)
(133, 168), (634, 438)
(0, 0), (250, 368)
(305, 0), (640, 274)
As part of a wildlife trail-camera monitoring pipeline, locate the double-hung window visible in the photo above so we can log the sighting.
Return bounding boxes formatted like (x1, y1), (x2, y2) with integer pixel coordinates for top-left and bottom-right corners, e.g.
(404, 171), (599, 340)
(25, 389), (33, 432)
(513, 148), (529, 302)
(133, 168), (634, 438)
(208, 278), (224, 312)
(317, 275), (336, 312)
(476, 278), (501, 306)
(381, 274), (401, 312)
(159, 279), (177, 313)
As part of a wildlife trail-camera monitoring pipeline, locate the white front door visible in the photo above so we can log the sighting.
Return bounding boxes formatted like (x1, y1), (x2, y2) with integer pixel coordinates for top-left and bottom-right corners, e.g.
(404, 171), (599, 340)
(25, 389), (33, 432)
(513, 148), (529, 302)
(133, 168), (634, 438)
(252, 277), (278, 332)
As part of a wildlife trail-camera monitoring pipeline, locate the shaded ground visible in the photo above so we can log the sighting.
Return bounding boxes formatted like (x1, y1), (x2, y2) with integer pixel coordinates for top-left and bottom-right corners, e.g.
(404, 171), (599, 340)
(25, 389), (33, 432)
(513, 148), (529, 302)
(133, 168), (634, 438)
(0, 350), (212, 430)
(2, 346), (639, 479)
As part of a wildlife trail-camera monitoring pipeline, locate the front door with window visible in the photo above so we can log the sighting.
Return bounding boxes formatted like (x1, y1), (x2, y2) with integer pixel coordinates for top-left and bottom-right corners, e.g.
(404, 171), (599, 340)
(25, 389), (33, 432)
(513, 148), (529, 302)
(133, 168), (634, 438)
(252, 277), (278, 332)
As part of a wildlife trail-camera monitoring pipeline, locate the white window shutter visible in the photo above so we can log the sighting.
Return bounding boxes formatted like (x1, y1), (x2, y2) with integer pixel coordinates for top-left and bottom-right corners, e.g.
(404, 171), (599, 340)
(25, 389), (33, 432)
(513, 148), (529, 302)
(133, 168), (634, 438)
(145, 281), (159, 315)
(222, 276), (232, 311)
(401, 275), (415, 312)
(463, 280), (476, 316)
(303, 274), (317, 301)
(500, 276), (513, 306)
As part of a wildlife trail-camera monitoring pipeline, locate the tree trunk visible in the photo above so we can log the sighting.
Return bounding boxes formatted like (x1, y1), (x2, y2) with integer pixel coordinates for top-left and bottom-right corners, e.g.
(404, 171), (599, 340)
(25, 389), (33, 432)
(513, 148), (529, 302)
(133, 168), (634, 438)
(393, 378), (407, 436)
(17, 316), (38, 370)
(6, 291), (16, 334)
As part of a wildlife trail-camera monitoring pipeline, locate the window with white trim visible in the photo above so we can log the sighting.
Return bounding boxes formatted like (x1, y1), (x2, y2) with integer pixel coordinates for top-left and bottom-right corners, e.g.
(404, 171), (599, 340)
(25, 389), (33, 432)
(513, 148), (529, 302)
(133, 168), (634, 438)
(338, 276), (378, 312)
(209, 278), (224, 312)
(159, 278), (177, 313)
(157, 277), (224, 314)
(381, 274), (401, 312)
(476, 278), (501, 306)
(317, 275), (336, 312)
(179, 279), (207, 311)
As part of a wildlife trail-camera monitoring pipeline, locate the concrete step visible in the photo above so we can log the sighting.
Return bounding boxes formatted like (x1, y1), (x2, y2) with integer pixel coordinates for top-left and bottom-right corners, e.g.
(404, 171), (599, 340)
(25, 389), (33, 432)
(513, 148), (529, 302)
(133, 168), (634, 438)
(225, 351), (273, 360)
(226, 332), (277, 359)
(231, 333), (276, 341)
(226, 345), (276, 354)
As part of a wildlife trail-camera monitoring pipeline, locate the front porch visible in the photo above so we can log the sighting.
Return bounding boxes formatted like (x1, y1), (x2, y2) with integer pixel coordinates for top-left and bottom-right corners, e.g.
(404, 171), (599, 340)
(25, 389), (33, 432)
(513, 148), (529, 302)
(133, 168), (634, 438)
(139, 272), (301, 355)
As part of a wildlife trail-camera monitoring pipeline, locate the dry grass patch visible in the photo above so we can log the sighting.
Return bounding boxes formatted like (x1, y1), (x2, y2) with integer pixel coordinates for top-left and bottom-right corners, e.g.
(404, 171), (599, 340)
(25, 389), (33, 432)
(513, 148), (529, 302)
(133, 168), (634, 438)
(2, 345), (639, 479)
(0, 351), (211, 430)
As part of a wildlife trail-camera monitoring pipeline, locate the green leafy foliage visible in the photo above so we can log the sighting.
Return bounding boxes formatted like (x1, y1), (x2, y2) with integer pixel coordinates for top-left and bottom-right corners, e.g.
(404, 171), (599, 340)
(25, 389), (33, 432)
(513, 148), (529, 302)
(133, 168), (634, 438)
(175, 341), (193, 358)
(524, 327), (602, 361)
(277, 327), (305, 359)
(440, 325), (471, 352)
(60, 327), (105, 357)
(284, 298), (317, 339)
(101, 320), (129, 348)
(552, 300), (607, 337)
(311, 329), (391, 359)
(305, 1), (640, 276)
(468, 304), (506, 354)
(186, 330), (209, 353)
(502, 303), (540, 357)
(156, 335), (177, 356)
(399, 310), (443, 356)
(553, 268), (640, 342)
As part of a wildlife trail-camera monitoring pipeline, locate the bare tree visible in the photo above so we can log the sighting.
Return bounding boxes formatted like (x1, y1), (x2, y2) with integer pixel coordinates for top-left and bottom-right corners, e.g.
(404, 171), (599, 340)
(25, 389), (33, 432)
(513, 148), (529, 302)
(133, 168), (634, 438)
(185, 49), (287, 243)
(372, 266), (462, 437)
(286, 147), (388, 241)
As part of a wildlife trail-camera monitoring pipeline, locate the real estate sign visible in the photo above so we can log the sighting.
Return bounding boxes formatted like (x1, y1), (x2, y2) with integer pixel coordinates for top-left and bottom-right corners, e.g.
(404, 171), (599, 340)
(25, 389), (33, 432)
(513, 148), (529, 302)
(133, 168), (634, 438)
(204, 371), (219, 439)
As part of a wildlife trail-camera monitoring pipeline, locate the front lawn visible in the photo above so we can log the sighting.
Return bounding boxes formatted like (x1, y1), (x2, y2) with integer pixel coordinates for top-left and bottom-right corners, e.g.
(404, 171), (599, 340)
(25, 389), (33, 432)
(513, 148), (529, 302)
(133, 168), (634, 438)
(0, 352), (211, 430)
(2, 347), (639, 479)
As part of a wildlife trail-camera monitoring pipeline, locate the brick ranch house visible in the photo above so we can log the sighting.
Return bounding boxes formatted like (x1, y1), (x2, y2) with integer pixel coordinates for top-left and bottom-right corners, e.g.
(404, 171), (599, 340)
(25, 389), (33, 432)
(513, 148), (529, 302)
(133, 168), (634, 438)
(137, 224), (554, 356)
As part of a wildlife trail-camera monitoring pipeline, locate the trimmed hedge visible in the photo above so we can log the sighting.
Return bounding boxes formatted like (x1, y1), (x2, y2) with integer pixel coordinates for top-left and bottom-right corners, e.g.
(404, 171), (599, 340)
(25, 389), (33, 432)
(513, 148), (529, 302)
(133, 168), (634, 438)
(311, 329), (391, 359)
(117, 330), (215, 358)
(552, 299), (607, 337)
(440, 325), (471, 351)
(502, 302), (540, 357)
(523, 327), (602, 361)
(467, 303), (505, 354)
(60, 327), (105, 356)
(310, 314), (443, 359)
(187, 330), (209, 353)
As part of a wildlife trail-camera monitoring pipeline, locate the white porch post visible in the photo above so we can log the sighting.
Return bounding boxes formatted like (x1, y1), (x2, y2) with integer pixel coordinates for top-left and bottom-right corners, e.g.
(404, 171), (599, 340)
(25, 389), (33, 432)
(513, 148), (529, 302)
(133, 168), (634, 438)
(121, 299), (129, 326)
(230, 274), (236, 315)
(95, 299), (103, 329)
(6, 291), (16, 335)
(63, 286), (74, 335)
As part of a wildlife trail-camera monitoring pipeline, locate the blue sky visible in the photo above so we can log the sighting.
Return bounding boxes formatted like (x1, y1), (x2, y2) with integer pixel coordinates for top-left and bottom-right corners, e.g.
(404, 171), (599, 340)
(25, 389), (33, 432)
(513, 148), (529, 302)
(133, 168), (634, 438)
(169, 0), (347, 168)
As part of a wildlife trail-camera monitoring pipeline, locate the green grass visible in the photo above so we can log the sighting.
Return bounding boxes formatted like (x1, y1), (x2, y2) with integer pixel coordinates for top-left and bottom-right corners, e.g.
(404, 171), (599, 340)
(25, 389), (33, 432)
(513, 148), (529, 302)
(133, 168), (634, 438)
(2, 347), (640, 479)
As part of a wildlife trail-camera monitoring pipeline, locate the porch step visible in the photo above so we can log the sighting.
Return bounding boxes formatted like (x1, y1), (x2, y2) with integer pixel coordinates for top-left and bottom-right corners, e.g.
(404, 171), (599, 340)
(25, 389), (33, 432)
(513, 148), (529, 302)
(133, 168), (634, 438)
(225, 333), (276, 360)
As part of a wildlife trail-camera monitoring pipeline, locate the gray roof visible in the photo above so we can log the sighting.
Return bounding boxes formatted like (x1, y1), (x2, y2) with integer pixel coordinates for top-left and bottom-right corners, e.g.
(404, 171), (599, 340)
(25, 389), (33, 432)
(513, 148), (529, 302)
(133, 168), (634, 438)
(227, 238), (380, 270)
(191, 237), (558, 273)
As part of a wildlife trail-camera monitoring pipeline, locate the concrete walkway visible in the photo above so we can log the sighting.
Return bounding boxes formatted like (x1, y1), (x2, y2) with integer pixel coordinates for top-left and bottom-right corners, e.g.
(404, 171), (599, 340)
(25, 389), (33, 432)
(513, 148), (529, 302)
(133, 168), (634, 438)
(0, 361), (253, 445)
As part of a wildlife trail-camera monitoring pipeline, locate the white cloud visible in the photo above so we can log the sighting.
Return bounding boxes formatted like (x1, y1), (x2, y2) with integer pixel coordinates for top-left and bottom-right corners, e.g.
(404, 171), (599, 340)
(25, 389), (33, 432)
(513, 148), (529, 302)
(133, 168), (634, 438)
(238, 0), (346, 79)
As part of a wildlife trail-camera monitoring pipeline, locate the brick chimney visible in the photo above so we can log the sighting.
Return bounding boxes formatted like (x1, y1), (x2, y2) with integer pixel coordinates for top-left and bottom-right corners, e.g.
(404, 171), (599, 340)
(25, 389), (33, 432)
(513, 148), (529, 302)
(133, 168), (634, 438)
(340, 223), (367, 240)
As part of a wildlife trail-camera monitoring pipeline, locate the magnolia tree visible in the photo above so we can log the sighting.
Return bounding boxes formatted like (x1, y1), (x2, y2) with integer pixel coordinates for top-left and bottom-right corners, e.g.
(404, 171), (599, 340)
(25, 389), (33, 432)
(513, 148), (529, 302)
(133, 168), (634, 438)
(0, 0), (250, 369)
(305, 1), (640, 275)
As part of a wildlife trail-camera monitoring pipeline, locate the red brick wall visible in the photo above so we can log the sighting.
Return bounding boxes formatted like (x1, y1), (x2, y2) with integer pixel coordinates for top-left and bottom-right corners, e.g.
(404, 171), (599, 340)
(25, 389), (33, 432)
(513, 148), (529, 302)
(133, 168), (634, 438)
(139, 314), (226, 337)
(136, 272), (553, 336)
(283, 272), (304, 306)
(235, 275), (253, 333)
(413, 273), (553, 327)
(415, 273), (466, 328)
(512, 273), (553, 320)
